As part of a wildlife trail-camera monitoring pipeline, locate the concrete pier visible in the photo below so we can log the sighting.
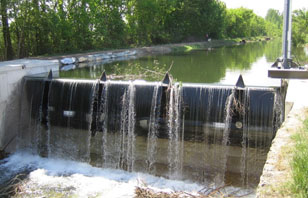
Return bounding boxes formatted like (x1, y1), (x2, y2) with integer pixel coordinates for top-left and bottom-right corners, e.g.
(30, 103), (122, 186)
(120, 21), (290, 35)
(0, 59), (59, 152)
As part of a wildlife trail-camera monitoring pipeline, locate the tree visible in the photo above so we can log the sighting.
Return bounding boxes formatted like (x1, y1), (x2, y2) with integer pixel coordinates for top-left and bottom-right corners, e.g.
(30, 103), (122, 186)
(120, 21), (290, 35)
(292, 9), (308, 47)
(265, 9), (282, 37)
(0, 0), (280, 61)
(90, 0), (127, 48)
(0, 0), (14, 60)
(265, 9), (283, 29)
(225, 8), (255, 38)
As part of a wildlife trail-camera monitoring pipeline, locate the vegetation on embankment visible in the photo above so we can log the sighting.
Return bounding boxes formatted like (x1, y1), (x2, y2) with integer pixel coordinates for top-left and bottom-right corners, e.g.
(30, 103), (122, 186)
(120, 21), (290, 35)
(40, 36), (269, 61)
(169, 36), (267, 53)
(289, 113), (308, 197)
(0, 0), (287, 62)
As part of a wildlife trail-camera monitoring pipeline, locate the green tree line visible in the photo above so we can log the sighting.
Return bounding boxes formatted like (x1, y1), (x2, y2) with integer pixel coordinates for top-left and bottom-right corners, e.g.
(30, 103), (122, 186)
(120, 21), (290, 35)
(0, 0), (302, 61)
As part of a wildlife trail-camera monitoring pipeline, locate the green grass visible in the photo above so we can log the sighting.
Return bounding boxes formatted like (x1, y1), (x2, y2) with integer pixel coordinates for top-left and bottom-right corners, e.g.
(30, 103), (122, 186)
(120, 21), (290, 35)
(291, 118), (308, 197)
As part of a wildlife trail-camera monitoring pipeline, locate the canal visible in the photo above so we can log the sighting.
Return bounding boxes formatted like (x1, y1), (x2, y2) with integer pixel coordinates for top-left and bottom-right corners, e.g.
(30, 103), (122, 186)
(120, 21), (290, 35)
(59, 39), (307, 86)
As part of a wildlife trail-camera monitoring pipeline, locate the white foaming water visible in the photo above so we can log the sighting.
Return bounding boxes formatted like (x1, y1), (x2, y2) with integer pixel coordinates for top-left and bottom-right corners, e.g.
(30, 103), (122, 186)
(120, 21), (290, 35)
(0, 152), (204, 198)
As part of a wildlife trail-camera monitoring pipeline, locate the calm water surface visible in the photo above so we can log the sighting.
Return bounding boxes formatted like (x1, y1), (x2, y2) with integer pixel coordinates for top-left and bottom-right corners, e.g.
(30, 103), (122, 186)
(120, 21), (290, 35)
(60, 40), (308, 86)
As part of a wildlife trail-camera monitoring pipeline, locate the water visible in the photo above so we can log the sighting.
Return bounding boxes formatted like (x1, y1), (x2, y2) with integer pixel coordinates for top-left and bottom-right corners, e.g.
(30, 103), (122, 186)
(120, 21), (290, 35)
(118, 82), (136, 171)
(0, 152), (255, 197)
(47, 80), (95, 162)
(59, 40), (308, 87)
(146, 83), (161, 173)
(167, 85), (184, 179)
(101, 81), (109, 166)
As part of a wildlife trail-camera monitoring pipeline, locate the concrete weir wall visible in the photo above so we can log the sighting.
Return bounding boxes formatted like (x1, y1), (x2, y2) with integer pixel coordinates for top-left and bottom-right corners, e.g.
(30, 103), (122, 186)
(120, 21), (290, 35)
(0, 59), (59, 152)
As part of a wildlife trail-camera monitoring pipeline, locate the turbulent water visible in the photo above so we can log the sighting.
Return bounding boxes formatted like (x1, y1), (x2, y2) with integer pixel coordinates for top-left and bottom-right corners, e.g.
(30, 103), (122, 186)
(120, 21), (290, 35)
(0, 152), (256, 197)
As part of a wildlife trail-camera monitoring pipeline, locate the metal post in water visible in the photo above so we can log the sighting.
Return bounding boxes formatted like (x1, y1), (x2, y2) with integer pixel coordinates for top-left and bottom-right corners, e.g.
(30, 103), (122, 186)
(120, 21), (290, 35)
(282, 0), (293, 69)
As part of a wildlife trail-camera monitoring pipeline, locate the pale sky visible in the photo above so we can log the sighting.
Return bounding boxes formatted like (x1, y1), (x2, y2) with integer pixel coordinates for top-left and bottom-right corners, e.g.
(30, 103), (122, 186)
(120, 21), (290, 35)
(220, 0), (308, 18)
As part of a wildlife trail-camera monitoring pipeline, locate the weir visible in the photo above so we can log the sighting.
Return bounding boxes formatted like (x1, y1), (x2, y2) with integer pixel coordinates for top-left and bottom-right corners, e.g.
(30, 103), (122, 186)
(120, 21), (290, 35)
(17, 71), (285, 187)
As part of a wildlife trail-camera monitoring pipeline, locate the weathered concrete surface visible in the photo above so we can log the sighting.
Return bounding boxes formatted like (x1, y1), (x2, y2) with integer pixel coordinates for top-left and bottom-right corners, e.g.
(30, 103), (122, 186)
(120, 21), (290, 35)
(257, 79), (308, 197)
(0, 59), (59, 152)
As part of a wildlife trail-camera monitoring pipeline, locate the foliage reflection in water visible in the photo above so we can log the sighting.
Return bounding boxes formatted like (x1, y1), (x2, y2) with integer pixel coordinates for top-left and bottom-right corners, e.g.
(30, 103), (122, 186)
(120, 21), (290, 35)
(60, 40), (308, 85)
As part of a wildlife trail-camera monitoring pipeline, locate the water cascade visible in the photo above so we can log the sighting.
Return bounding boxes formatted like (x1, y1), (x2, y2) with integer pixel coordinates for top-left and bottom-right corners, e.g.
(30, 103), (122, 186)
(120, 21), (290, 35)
(118, 82), (136, 171)
(146, 82), (162, 173)
(167, 83), (184, 179)
(17, 71), (285, 187)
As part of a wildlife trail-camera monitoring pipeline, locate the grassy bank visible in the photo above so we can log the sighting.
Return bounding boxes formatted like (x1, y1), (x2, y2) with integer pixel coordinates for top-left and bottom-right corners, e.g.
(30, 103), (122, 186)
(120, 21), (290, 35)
(290, 114), (308, 197)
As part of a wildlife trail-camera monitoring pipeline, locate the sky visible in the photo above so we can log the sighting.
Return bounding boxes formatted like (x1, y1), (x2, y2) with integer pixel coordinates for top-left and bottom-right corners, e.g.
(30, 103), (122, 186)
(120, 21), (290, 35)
(220, 0), (308, 18)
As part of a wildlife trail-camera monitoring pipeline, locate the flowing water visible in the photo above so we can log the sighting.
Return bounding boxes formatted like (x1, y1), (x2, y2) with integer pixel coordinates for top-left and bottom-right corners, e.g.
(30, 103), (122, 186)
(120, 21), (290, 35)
(2, 40), (306, 197)
(118, 82), (136, 171)
(146, 83), (162, 173)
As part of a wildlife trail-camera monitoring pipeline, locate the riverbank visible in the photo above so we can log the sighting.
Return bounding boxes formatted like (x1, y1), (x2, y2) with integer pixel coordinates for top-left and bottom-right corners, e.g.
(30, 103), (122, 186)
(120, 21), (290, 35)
(37, 36), (270, 65)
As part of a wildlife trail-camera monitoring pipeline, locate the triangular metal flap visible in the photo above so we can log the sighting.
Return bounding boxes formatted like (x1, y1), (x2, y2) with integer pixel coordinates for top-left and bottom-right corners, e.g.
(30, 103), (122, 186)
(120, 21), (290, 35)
(100, 71), (107, 81)
(162, 72), (171, 85)
(47, 69), (53, 80)
(236, 74), (245, 88)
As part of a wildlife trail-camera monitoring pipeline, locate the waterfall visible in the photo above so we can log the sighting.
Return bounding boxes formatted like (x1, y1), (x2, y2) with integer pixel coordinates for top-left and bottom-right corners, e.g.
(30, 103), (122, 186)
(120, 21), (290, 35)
(204, 87), (214, 145)
(118, 82), (136, 171)
(17, 77), (282, 188)
(167, 84), (184, 179)
(101, 81), (109, 166)
(18, 79), (46, 154)
(218, 89), (234, 186)
(146, 83), (161, 173)
(240, 88), (250, 187)
(46, 80), (96, 162)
